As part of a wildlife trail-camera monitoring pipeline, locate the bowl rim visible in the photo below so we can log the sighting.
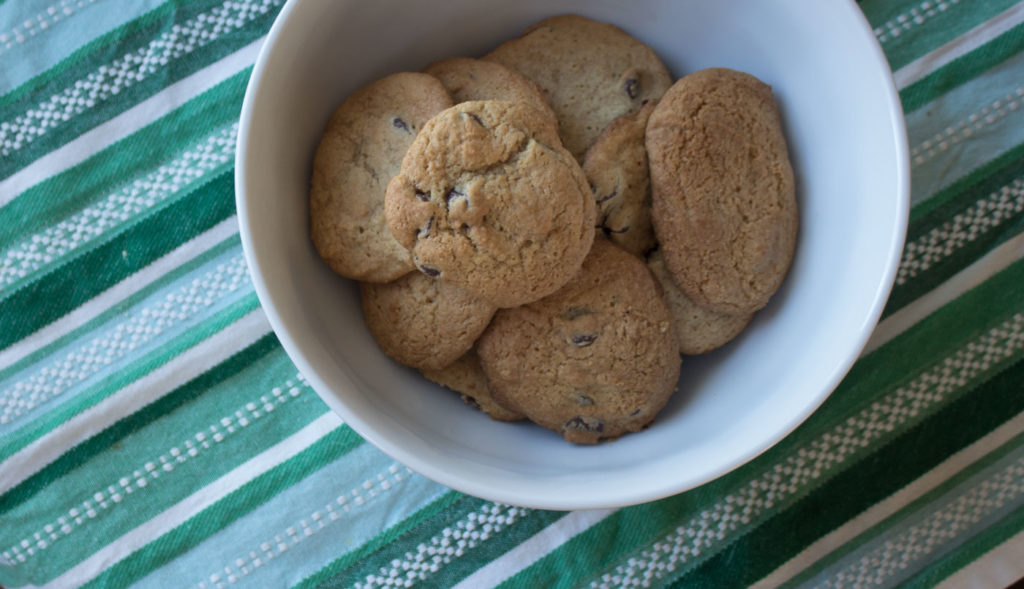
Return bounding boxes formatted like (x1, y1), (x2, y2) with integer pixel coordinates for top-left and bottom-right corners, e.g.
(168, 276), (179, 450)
(235, 0), (910, 510)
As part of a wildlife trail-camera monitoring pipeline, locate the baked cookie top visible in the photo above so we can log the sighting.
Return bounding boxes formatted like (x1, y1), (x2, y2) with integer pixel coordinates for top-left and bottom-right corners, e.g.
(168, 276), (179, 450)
(582, 100), (657, 257)
(423, 57), (555, 122)
(310, 72), (453, 282)
(477, 239), (680, 444)
(421, 348), (524, 422)
(647, 249), (753, 355)
(360, 271), (495, 371)
(485, 14), (672, 161)
(647, 68), (798, 315)
(385, 100), (596, 308)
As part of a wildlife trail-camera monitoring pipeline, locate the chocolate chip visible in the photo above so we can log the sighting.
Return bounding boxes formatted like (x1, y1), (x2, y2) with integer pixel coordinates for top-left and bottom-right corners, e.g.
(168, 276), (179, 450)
(624, 77), (640, 99)
(461, 395), (481, 410)
(445, 188), (466, 207)
(602, 225), (630, 236)
(393, 117), (410, 131)
(574, 394), (595, 406)
(414, 189), (430, 202)
(596, 186), (619, 204)
(465, 112), (485, 127)
(417, 216), (434, 239)
(628, 408), (643, 417)
(571, 334), (598, 347)
(418, 265), (441, 277)
(565, 416), (604, 433)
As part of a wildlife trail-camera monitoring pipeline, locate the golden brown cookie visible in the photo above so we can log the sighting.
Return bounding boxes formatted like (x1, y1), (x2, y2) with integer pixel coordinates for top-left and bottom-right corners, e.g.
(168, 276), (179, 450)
(421, 349), (524, 422)
(647, 68), (798, 315)
(647, 249), (753, 355)
(360, 271), (495, 371)
(485, 15), (672, 161)
(423, 57), (555, 122)
(582, 100), (657, 256)
(310, 73), (453, 282)
(385, 100), (596, 308)
(477, 239), (680, 444)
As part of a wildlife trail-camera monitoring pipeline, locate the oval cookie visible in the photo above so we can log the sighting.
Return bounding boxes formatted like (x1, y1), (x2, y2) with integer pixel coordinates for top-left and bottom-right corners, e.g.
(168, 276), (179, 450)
(310, 72), (453, 282)
(647, 68), (798, 315)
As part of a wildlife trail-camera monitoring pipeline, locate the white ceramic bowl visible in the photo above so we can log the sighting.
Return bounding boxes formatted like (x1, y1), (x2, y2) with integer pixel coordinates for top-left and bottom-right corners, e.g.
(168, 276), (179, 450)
(236, 0), (908, 510)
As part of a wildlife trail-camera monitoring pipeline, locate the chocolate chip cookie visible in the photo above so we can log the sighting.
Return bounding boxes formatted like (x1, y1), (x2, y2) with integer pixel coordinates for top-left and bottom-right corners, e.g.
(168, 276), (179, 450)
(582, 100), (657, 256)
(423, 57), (555, 122)
(477, 239), (680, 444)
(647, 68), (798, 315)
(647, 249), (753, 355)
(485, 15), (672, 161)
(360, 271), (495, 371)
(311, 72), (453, 282)
(421, 348), (524, 422)
(385, 100), (596, 308)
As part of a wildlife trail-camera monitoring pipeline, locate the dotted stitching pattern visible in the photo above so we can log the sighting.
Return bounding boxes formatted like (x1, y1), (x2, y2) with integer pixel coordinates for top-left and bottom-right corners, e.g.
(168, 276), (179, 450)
(195, 464), (414, 588)
(822, 455), (1024, 587)
(0, 122), (237, 289)
(0, 373), (309, 567)
(591, 313), (1024, 588)
(0, 254), (250, 426)
(0, 0), (279, 157)
(911, 88), (1024, 168)
(0, 0), (97, 57)
(874, 0), (961, 44)
(354, 503), (530, 588)
(897, 177), (1024, 285)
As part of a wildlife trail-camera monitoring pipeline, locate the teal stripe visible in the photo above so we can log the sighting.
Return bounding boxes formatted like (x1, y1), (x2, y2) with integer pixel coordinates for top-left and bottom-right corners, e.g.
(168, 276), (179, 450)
(909, 142), (1024, 225)
(901, 22), (1024, 114)
(0, 169), (236, 349)
(0, 68), (248, 249)
(79, 426), (365, 589)
(671, 356), (1024, 589)
(0, 290), (260, 469)
(0, 330), (279, 512)
(0, 345), (327, 584)
(0, 0), (280, 180)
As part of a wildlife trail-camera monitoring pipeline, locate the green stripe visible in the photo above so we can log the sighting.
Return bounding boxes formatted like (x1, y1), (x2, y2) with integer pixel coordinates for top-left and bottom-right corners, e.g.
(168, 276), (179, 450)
(0, 169), (236, 348)
(674, 357), (1024, 589)
(783, 428), (1024, 588)
(858, 0), (929, 30)
(903, 503), (1024, 588)
(0, 236), (240, 385)
(294, 491), (463, 589)
(876, 0), (1020, 71)
(505, 257), (1024, 588)
(884, 154), (1024, 316)
(0, 68), (248, 248)
(80, 425), (365, 589)
(0, 290), (260, 476)
(908, 142), (1024, 225)
(900, 22), (1024, 114)
(0, 0), (279, 180)
(0, 343), (326, 583)
(0, 329), (278, 512)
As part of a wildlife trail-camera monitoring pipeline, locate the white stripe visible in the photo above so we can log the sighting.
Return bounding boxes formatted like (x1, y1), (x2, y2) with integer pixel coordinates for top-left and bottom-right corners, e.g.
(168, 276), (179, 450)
(893, 2), (1024, 90)
(750, 409), (1024, 589)
(935, 528), (1024, 589)
(28, 412), (342, 589)
(0, 308), (269, 493)
(862, 230), (1024, 356)
(0, 37), (263, 206)
(0, 216), (239, 370)
(450, 509), (615, 589)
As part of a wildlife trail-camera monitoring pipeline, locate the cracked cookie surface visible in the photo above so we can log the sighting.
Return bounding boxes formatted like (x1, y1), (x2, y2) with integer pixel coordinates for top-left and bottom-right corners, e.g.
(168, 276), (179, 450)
(647, 68), (798, 315)
(582, 100), (657, 257)
(647, 249), (753, 355)
(477, 239), (680, 444)
(423, 57), (555, 123)
(385, 100), (596, 308)
(360, 271), (496, 371)
(485, 15), (672, 161)
(421, 348), (524, 422)
(310, 72), (453, 282)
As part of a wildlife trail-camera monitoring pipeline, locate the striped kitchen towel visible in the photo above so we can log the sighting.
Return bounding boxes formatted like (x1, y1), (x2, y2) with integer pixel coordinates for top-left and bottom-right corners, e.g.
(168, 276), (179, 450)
(1, 0), (1023, 587)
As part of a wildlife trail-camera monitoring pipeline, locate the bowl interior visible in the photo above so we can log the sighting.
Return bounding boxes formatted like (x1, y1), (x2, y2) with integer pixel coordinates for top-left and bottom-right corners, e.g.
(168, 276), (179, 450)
(237, 0), (907, 509)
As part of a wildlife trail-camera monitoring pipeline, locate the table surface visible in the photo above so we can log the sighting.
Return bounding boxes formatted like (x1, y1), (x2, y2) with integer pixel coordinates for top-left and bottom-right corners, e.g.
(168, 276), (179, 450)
(2, 0), (1024, 587)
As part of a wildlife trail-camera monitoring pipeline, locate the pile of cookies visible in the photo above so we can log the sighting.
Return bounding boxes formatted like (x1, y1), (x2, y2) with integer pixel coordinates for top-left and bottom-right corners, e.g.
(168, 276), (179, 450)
(310, 15), (797, 444)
